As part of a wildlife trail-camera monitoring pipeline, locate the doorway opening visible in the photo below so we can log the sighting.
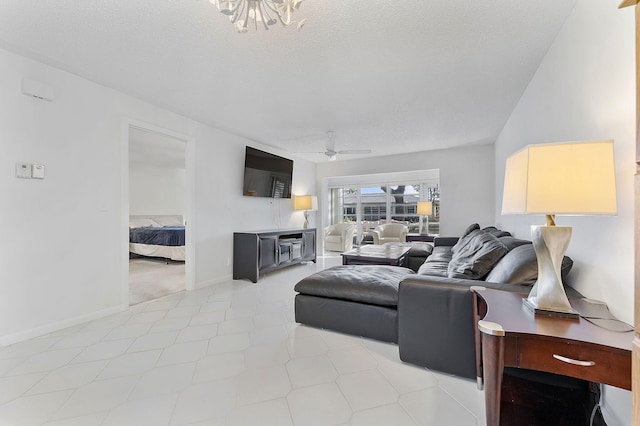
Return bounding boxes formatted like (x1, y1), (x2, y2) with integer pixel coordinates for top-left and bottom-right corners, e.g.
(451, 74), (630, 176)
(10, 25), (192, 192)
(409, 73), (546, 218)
(125, 123), (194, 306)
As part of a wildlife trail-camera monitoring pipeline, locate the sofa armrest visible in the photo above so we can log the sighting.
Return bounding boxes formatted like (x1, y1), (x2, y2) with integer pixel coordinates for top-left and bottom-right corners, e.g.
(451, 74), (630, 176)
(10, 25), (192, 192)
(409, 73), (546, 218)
(372, 230), (381, 245)
(434, 237), (459, 247)
(397, 275), (528, 379)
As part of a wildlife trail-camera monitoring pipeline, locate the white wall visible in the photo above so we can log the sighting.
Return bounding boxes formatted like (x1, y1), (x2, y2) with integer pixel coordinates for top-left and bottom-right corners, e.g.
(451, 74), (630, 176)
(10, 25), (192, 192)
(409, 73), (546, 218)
(316, 144), (495, 236)
(191, 132), (317, 284)
(494, 1), (634, 424)
(0, 46), (316, 344)
(129, 162), (186, 216)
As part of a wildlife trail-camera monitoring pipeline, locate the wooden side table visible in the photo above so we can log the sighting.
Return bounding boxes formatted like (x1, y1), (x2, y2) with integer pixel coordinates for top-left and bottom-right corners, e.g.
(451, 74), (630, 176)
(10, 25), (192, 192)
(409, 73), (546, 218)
(472, 287), (632, 426)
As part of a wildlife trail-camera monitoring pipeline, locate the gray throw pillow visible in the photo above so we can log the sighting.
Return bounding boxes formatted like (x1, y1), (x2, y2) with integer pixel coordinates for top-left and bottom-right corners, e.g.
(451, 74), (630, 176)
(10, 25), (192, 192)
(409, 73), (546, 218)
(484, 244), (538, 285)
(485, 244), (574, 285)
(497, 236), (533, 252)
(482, 226), (512, 238)
(451, 228), (483, 254)
(448, 232), (508, 280)
(461, 223), (480, 237)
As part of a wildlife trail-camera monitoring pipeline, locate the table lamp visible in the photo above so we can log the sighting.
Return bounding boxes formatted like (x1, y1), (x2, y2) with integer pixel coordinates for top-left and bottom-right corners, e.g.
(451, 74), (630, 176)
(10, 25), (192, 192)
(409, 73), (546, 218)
(417, 201), (433, 235)
(294, 195), (318, 229)
(501, 140), (617, 318)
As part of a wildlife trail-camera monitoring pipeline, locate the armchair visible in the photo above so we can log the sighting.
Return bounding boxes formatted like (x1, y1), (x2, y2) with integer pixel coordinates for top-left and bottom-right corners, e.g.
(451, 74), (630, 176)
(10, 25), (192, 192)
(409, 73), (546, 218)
(324, 223), (357, 252)
(372, 223), (408, 244)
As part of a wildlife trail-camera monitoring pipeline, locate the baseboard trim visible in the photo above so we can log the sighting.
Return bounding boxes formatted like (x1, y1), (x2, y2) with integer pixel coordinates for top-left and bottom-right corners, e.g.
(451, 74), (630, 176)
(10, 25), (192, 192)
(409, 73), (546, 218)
(1, 275), (234, 347)
(0, 305), (125, 347)
(195, 274), (233, 289)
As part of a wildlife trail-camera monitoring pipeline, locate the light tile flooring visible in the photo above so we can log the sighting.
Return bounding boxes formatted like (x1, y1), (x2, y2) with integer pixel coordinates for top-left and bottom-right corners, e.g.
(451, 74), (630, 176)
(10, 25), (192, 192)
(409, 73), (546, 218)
(0, 256), (486, 425)
(129, 258), (186, 306)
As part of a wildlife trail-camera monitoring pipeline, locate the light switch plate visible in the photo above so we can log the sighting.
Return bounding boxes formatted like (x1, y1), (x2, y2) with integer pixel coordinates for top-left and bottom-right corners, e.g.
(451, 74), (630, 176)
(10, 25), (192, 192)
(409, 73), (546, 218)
(16, 162), (32, 179)
(32, 164), (45, 179)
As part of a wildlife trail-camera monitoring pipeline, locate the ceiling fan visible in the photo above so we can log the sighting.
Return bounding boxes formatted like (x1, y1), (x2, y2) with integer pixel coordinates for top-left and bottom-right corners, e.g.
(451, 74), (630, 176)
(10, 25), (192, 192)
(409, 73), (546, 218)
(295, 131), (372, 161)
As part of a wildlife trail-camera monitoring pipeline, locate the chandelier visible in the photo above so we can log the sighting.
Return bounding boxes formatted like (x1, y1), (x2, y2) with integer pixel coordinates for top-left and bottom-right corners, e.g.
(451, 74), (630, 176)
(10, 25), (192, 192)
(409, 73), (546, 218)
(209, 0), (306, 33)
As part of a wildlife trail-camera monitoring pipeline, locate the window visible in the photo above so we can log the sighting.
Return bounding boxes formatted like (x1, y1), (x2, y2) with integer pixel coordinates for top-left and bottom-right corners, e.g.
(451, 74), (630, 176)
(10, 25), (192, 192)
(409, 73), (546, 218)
(271, 177), (287, 198)
(329, 173), (440, 242)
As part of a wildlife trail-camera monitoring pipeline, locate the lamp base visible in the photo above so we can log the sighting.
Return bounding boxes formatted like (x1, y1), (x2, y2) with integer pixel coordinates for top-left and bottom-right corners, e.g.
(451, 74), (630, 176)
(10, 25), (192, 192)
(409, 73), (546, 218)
(303, 211), (309, 229)
(420, 216), (429, 235)
(522, 297), (579, 319)
(527, 225), (578, 319)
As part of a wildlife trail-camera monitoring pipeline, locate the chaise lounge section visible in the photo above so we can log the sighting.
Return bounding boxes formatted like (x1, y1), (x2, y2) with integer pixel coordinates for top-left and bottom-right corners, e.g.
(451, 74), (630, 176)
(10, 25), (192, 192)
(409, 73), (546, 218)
(294, 265), (413, 343)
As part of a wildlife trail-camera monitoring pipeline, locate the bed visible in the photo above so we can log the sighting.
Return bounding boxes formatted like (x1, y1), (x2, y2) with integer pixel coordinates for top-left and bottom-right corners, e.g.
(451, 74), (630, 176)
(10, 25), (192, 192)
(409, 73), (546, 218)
(129, 215), (185, 261)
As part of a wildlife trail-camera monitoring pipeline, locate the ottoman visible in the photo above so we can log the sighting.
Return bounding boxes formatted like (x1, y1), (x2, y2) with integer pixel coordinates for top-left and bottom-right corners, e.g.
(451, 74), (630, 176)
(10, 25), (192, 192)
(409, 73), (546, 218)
(294, 265), (414, 343)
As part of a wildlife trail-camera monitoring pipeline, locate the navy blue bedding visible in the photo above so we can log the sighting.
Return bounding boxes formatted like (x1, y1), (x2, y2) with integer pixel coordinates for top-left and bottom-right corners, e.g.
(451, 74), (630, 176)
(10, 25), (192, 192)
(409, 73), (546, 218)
(129, 226), (185, 247)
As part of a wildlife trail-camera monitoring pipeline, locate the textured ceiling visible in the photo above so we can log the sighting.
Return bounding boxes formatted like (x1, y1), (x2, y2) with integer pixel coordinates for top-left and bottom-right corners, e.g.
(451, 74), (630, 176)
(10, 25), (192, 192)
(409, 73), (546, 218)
(0, 0), (577, 162)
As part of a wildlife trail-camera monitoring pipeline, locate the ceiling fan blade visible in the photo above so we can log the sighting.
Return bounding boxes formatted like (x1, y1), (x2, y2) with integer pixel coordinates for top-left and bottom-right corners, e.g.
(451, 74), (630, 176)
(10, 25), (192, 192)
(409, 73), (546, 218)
(292, 151), (326, 154)
(326, 131), (336, 152)
(336, 149), (372, 155)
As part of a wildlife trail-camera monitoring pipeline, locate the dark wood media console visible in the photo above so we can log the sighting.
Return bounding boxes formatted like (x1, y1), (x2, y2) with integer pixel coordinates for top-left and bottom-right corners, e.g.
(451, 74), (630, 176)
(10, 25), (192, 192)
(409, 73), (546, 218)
(233, 228), (316, 283)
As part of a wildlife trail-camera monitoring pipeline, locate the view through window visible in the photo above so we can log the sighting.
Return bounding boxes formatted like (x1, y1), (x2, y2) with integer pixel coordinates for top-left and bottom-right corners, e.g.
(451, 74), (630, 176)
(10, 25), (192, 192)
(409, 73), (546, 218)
(330, 179), (440, 244)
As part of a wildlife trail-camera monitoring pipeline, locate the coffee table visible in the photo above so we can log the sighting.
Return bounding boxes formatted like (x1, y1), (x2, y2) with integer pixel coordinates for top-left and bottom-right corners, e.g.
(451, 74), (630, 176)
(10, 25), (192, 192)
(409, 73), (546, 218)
(341, 244), (411, 267)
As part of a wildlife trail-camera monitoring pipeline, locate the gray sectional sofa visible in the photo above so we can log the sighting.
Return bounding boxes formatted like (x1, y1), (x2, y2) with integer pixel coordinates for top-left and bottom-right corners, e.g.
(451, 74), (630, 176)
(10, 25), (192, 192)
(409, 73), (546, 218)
(294, 224), (578, 379)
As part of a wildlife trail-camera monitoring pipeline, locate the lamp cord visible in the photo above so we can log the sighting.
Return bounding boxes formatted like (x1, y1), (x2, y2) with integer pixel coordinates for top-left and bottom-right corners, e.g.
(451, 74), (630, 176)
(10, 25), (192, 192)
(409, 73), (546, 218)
(589, 382), (602, 426)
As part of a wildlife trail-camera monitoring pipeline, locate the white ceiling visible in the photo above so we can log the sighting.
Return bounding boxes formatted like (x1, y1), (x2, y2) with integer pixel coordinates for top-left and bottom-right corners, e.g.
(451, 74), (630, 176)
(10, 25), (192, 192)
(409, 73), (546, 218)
(0, 0), (577, 163)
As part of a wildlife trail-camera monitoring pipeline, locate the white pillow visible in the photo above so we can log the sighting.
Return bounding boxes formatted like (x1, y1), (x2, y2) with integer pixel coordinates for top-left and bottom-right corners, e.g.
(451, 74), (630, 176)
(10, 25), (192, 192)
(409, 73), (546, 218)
(129, 218), (160, 228)
(153, 216), (183, 227)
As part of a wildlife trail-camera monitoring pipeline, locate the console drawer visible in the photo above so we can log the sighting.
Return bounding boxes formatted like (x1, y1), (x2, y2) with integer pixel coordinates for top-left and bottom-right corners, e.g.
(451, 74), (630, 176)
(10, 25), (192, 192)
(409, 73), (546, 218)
(516, 336), (631, 389)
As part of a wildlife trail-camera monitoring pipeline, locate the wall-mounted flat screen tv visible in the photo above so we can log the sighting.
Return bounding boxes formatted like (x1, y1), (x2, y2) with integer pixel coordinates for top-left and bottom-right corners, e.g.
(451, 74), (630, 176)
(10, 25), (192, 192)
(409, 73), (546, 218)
(243, 146), (293, 198)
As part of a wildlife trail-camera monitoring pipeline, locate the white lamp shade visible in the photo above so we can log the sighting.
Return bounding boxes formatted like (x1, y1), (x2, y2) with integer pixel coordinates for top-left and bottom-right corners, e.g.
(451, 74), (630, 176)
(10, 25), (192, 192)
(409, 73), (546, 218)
(294, 195), (317, 211)
(502, 140), (617, 216)
(417, 201), (433, 215)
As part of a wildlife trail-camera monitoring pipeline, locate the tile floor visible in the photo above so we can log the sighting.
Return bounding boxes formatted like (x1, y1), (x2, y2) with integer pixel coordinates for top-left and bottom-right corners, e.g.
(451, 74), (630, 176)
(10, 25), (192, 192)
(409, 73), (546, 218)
(129, 258), (186, 306)
(0, 256), (486, 425)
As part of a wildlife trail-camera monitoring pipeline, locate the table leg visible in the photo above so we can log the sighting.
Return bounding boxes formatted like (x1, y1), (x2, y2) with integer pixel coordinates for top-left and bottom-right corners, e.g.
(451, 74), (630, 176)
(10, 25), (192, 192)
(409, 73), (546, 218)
(472, 290), (487, 390)
(482, 333), (505, 426)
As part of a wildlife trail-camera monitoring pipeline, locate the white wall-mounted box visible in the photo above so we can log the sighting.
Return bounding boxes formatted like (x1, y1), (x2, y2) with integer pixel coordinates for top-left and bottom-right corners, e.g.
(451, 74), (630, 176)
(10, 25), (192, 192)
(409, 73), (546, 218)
(21, 78), (54, 101)
(15, 162), (31, 179)
(32, 164), (45, 179)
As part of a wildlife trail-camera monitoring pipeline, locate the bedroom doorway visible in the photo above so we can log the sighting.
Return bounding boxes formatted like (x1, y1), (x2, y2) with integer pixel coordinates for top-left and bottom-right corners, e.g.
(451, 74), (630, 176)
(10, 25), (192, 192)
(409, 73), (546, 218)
(126, 124), (193, 306)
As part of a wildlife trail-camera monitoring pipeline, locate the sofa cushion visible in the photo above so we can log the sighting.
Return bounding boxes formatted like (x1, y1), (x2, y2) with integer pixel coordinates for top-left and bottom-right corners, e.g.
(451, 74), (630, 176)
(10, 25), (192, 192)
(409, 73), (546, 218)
(406, 242), (433, 258)
(451, 228), (483, 254)
(447, 231), (508, 279)
(383, 242), (434, 257)
(325, 235), (342, 244)
(461, 223), (480, 238)
(417, 261), (449, 277)
(482, 226), (512, 238)
(498, 236), (533, 252)
(484, 244), (538, 285)
(294, 265), (414, 307)
(485, 244), (574, 286)
(434, 236), (460, 247)
(424, 246), (453, 263)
